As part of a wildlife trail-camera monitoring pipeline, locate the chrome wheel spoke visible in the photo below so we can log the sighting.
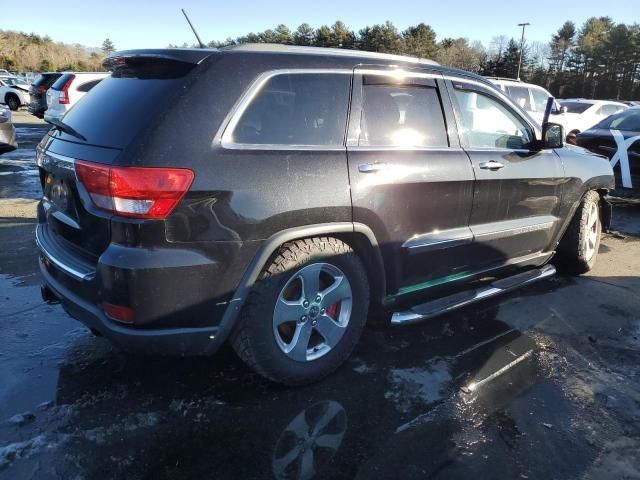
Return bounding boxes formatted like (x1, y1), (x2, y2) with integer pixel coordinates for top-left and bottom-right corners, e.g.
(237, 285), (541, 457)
(314, 314), (346, 348)
(300, 263), (322, 300)
(273, 298), (305, 326)
(320, 276), (350, 309)
(287, 322), (313, 361)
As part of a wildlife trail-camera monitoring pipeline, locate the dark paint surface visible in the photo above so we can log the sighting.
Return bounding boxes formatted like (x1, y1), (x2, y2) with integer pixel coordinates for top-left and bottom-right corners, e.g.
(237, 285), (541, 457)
(2, 119), (640, 479)
(33, 48), (613, 349)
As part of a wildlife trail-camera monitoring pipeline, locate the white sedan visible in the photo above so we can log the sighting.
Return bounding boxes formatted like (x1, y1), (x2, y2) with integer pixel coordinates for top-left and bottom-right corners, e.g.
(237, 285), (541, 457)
(555, 99), (628, 134)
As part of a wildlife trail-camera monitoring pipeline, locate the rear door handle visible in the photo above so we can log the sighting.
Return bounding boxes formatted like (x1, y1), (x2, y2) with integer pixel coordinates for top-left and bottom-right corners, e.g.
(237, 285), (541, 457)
(478, 161), (504, 170)
(358, 162), (387, 173)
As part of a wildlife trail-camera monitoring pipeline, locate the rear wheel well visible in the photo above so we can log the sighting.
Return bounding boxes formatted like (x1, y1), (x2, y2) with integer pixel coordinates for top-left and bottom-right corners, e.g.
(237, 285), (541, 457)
(259, 232), (386, 313)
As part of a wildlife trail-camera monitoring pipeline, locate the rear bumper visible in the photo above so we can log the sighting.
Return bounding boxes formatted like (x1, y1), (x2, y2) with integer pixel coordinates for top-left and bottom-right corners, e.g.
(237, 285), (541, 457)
(35, 219), (253, 356)
(40, 259), (221, 355)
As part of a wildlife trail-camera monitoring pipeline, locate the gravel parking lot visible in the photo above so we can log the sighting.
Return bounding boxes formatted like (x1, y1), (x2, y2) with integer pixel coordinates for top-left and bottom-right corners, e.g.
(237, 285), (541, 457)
(1, 111), (639, 479)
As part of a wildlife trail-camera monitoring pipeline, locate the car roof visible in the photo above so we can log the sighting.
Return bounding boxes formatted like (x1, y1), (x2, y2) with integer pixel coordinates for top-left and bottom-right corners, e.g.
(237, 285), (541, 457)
(107, 45), (497, 91)
(560, 98), (627, 106)
(222, 43), (440, 66)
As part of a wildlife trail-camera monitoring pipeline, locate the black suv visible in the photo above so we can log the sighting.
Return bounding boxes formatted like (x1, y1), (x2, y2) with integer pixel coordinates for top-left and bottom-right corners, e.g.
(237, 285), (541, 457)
(29, 72), (62, 118)
(36, 45), (614, 385)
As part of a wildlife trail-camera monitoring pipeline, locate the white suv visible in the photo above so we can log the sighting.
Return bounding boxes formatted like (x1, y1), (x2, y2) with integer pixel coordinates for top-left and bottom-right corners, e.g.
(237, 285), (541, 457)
(555, 99), (628, 134)
(0, 75), (32, 111)
(488, 78), (556, 125)
(45, 72), (109, 121)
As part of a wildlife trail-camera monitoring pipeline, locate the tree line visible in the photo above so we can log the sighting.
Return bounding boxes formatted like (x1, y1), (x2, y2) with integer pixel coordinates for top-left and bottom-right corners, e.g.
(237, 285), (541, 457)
(0, 31), (115, 72)
(2, 18), (638, 99)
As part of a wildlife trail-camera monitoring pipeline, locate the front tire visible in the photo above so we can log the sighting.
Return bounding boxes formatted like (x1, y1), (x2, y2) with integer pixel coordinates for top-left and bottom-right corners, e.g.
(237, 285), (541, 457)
(231, 237), (369, 385)
(5, 95), (20, 111)
(556, 190), (602, 274)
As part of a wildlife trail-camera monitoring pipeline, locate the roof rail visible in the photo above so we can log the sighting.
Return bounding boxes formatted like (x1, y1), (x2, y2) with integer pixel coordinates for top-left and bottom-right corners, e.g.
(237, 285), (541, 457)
(485, 76), (521, 82)
(223, 43), (439, 66)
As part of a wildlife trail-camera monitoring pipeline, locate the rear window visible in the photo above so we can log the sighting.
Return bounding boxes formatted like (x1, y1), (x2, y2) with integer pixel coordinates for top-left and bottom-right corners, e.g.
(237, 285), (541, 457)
(51, 73), (75, 91)
(32, 73), (61, 88)
(560, 101), (592, 114)
(52, 75), (187, 149)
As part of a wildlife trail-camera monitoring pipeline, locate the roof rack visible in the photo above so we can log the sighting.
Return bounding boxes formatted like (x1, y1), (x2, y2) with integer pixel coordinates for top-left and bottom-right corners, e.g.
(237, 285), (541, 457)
(223, 43), (439, 66)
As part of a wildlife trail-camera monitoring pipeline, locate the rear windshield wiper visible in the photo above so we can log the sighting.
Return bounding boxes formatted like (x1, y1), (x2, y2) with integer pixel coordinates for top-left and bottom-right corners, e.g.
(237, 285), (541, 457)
(45, 117), (87, 142)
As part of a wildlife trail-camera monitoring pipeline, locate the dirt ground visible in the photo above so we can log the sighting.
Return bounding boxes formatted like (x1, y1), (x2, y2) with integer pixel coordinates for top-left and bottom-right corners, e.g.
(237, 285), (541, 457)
(1, 111), (639, 479)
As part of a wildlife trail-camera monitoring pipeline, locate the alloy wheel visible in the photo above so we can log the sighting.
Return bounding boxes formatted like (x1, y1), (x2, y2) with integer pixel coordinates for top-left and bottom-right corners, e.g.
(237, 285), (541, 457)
(272, 262), (353, 362)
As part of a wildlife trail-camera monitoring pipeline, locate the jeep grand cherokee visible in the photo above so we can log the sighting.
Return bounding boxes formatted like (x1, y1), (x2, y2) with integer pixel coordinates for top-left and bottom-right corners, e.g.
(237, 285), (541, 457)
(36, 44), (614, 385)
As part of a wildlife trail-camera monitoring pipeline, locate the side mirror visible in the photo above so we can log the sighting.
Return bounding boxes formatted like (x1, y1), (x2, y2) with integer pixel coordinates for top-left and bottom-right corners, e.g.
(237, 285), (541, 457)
(542, 122), (564, 149)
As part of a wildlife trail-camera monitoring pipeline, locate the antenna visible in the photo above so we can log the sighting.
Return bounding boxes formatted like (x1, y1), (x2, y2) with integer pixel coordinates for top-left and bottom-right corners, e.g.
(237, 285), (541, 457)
(181, 8), (206, 48)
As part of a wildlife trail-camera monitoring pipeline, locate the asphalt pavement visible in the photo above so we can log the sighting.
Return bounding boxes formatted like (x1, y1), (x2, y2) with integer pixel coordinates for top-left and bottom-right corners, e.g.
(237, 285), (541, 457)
(1, 111), (639, 480)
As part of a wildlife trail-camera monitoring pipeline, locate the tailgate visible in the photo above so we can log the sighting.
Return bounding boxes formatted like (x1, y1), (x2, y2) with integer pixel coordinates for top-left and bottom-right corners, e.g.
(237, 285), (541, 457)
(37, 145), (118, 258)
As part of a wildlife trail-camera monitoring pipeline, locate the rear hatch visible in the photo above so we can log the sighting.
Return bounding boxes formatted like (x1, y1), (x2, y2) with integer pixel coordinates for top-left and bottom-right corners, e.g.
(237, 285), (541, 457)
(38, 50), (216, 260)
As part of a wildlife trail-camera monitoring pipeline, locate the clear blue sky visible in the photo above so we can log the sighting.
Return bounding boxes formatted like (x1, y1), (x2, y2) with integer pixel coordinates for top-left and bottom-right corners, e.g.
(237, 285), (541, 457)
(2, 0), (638, 50)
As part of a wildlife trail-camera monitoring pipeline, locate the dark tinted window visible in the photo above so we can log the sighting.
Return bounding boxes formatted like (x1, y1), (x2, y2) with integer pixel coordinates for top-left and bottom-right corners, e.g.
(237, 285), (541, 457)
(51, 73), (75, 91)
(54, 76), (187, 148)
(508, 86), (532, 111)
(76, 79), (102, 93)
(32, 73), (62, 88)
(359, 84), (448, 147)
(559, 101), (592, 114)
(232, 73), (350, 146)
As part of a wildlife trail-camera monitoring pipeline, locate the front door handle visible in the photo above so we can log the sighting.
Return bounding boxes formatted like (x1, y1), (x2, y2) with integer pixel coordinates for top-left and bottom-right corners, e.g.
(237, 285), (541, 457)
(478, 160), (504, 170)
(358, 162), (387, 173)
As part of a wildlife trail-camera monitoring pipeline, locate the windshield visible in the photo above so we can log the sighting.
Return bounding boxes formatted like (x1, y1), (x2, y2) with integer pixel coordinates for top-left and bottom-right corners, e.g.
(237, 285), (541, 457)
(595, 109), (640, 131)
(559, 101), (592, 114)
(1, 77), (29, 87)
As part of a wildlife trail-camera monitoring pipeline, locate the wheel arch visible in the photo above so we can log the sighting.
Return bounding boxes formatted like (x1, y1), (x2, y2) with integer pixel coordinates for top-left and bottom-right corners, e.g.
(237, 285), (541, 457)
(207, 222), (386, 353)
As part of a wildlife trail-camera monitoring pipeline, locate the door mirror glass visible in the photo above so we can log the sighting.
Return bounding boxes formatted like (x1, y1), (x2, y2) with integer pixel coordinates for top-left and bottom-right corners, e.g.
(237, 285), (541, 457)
(542, 122), (564, 149)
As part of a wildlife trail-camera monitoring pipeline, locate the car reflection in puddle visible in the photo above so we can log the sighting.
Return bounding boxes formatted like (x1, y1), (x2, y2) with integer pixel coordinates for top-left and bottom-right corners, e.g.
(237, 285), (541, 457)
(0, 299), (595, 480)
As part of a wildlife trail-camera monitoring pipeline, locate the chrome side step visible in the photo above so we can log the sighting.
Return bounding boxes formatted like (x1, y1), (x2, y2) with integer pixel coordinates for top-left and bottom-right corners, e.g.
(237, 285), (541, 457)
(391, 264), (556, 325)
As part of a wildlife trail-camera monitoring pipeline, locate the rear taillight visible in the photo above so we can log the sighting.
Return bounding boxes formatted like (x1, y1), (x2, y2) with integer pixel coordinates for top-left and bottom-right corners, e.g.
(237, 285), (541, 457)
(37, 85), (47, 93)
(75, 161), (194, 219)
(58, 74), (75, 104)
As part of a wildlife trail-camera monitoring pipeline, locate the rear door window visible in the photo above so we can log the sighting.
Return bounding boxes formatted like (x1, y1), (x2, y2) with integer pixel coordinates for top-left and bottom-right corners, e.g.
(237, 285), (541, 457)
(229, 73), (351, 147)
(358, 81), (448, 147)
(507, 86), (532, 111)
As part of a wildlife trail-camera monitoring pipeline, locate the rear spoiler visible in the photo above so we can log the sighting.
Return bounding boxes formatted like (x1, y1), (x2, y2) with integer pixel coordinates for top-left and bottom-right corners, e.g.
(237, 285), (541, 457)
(103, 49), (219, 77)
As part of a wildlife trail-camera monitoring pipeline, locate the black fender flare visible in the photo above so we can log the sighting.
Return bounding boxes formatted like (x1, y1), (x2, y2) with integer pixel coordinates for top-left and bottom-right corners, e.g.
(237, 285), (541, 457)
(206, 222), (385, 353)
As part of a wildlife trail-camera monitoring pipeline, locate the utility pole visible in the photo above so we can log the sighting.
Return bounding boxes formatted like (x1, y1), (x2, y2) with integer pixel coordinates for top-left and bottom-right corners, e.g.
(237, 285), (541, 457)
(516, 22), (530, 80)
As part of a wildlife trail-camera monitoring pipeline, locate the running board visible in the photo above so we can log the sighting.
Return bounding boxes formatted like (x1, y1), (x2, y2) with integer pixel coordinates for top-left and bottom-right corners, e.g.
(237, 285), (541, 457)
(391, 264), (556, 325)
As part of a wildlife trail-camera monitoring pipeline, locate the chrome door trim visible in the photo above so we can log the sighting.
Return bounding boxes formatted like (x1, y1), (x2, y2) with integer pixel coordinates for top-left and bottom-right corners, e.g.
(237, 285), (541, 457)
(471, 215), (558, 241)
(402, 226), (473, 254)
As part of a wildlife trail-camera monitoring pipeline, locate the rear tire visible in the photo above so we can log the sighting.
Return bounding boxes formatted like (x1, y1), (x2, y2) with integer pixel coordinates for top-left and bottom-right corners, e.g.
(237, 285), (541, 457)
(231, 237), (369, 385)
(556, 190), (601, 274)
(5, 95), (20, 111)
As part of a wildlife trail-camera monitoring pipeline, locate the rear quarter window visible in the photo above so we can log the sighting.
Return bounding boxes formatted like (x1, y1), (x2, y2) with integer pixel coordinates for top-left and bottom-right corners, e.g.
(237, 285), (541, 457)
(228, 73), (351, 147)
